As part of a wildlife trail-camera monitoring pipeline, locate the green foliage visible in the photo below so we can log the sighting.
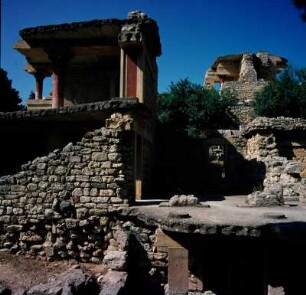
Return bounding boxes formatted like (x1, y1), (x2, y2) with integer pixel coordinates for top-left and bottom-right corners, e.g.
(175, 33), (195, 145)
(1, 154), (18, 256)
(0, 68), (23, 112)
(158, 78), (238, 136)
(253, 67), (306, 118)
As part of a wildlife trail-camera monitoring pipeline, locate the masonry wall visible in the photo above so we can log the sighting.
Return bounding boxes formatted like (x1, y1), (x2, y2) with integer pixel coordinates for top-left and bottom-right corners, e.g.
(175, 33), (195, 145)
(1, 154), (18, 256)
(226, 105), (256, 127)
(277, 138), (306, 178)
(0, 116), (134, 257)
(222, 81), (267, 101)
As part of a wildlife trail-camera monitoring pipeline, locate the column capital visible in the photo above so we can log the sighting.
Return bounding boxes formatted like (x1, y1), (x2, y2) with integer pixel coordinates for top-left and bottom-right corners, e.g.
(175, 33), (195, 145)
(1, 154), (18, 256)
(118, 20), (144, 49)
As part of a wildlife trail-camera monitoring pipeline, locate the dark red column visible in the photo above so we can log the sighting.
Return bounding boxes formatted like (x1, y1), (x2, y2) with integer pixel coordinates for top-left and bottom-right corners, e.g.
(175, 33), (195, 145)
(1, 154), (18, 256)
(34, 73), (44, 100)
(126, 51), (137, 97)
(48, 50), (72, 109)
(51, 69), (64, 108)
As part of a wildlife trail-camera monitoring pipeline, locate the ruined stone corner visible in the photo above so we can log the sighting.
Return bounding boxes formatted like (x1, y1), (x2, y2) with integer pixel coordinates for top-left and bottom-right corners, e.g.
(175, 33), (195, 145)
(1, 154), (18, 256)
(105, 113), (134, 131)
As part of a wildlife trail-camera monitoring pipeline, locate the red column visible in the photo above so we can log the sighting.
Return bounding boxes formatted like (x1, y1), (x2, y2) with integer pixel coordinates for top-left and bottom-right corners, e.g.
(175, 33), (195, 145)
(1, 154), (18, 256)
(34, 73), (44, 100)
(51, 70), (64, 108)
(126, 51), (137, 97)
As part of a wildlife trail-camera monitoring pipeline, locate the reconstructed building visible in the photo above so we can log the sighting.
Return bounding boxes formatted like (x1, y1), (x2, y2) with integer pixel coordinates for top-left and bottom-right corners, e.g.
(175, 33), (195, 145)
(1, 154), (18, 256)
(2, 11), (161, 201)
(204, 51), (287, 101)
(1, 11), (306, 295)
(15, 10), (161, 111)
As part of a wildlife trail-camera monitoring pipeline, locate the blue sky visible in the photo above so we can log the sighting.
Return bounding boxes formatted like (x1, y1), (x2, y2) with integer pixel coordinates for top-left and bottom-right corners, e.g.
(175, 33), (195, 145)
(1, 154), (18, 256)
(1, 0), (305, 105)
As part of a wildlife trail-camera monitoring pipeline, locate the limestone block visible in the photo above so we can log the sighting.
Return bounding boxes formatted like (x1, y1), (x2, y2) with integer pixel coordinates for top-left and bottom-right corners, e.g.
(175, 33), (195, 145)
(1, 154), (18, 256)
(65, 218), (79, 229)
(101, 161), (112, 168)
(76, 208), (88, 219)
(284, 162), (302, 175)
(267, 285), (285, 295)
(99, 270), (128, 295)
(99, 189), (115, 197)
(5, 225), (23, 232)
(76, 175), (90, 182)
(299, 184), (306, 203)
(72, 188), (83, 197)
(90, 176), (102, 183)
(89, 208), (108, 216)
(92, 152), (107, 162)
(20, 232), (43, 243)
(103, 250), (127, 271)
(27, 183), (38, 191)
(69, 155), (81, 163)
(54, 166), (67, 175)
(42, 241), (54, 258)
(169, 195), (199, 207)
(101, 176), (113, 184)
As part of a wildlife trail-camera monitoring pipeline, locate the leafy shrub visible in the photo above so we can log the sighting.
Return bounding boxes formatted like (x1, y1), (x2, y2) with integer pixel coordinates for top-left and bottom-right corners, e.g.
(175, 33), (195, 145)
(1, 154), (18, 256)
(158, 78), (237, 136)
(253, 67), (306, 118)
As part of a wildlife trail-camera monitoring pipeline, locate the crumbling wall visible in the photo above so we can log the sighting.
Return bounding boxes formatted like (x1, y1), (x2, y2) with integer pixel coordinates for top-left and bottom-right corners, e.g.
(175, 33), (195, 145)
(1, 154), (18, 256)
(243, 117), (306, 206)
(226, 105), (256, 127)
(222, 80), (267, 101)
(0, 113), (134, 258)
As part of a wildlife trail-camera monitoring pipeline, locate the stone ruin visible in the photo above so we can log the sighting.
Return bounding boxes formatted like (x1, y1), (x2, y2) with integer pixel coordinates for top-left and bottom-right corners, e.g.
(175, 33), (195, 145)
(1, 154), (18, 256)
(204, 51), (287, 102)
(1, 10), (306, 295)
(243, 116), (306, 206)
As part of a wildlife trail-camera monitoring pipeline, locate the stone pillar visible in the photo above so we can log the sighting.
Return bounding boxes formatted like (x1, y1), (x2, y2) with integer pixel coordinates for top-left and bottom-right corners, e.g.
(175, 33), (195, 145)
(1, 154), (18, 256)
(154, 229), (189, 295)
(239, 53), (257, 82)
(47, 50), (73, 109)
(119, 48), (140, 98)
(51, 69), (64, 108)
(119, 48), (126, 97)
(34, 73), (45, 100)
(168, 247), (189, 295)
(126, 50), (138, 97)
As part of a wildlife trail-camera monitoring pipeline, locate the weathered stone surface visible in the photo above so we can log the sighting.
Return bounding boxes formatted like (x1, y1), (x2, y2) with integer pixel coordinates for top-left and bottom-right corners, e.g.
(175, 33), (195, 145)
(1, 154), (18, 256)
(267, 285), (285, 295)
(98, 270), (127, 295)
(103, 251), (127, 271)
(243, 117), (306, 138)
(168, 247), (188, 295)
(112, 226), (129, 250)
(284, 162), (302, 175)
(246, 187), (284, 207)
(169, 195), (199, 207)
(26, 269), (99, 295)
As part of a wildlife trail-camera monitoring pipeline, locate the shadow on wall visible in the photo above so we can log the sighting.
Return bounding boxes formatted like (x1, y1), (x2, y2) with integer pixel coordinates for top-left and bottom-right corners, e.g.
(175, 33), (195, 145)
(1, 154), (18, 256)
(125, 234), (165, 295)
(166, 230), (306, 295)
(0, 120), (105, 176)
(153, 126), (266, 196)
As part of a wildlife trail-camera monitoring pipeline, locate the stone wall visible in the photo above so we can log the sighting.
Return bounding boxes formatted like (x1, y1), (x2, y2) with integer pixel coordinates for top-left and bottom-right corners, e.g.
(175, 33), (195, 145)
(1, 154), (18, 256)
(238, 53), (257, 82)
(0, 113), (134, 256)
(226, 105), (256, 127)
(243, 117), (306, 205)
(222, 80), (267, 101)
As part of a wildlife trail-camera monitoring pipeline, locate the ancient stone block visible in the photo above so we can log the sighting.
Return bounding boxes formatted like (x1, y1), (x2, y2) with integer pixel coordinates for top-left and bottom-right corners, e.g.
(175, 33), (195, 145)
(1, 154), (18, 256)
(99, 189), (115, 197)
(92, 152), (107, 162)
(5, 225), (23, 232)
(103, 251), (127, 271)
(76, 175), (90, 182)
(76, 208), (88, 219)
(168, 247), (188, 295)
(267, 285), (285, 295)
(27, 183), (38, 191)
(55, 166), (67, 175)
(65, 218), (79, 229)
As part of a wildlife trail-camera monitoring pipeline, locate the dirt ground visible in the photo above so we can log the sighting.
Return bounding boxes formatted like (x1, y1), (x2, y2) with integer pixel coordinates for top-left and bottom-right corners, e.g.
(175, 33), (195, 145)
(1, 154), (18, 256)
(0, 251), (105, 294)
